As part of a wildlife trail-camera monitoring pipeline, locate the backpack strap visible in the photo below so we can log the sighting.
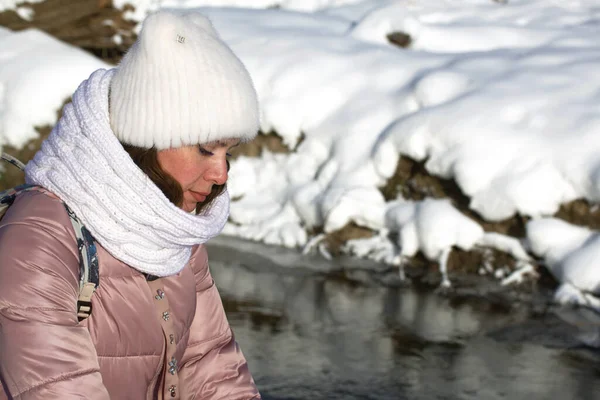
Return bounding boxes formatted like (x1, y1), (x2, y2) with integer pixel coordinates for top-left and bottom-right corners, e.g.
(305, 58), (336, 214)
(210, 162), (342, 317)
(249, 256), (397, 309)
(64, 204), (99, 322)
(0, 184), (38, 215)
(0, 153), (26, 171)
(0, 153), (99, 322)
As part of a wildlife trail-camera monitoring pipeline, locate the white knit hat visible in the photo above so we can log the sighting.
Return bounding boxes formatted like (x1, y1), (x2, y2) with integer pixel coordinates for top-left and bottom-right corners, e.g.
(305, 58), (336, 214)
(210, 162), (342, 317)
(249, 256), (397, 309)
(109, 10), (259, 149)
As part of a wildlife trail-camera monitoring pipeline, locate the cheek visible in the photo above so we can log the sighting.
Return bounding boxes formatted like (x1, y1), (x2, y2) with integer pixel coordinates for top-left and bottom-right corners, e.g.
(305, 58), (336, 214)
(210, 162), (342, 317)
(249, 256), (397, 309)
(157, 150), (211, 190)
(172, 165), (204, 189)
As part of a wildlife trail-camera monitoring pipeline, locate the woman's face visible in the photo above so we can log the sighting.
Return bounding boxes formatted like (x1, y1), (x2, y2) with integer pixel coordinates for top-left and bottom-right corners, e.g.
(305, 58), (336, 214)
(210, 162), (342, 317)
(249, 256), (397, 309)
(157, 138), (239, 212)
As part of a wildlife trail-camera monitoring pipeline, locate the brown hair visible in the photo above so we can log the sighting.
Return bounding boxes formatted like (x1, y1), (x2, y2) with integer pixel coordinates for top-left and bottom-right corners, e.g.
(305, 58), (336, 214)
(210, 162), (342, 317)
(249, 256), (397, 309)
(121, 143), (227, 214)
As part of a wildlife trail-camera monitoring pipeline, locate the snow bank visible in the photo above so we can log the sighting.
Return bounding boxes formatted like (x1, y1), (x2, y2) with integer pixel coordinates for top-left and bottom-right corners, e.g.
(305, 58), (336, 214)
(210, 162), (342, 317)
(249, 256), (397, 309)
(527, 218), (600, 308)
(0, 27), (108, 148)
(386, 198), (484, 261)
(197, 1), (600, 286)
(2, 0), (600, 295)
(118, 0), (373, 19)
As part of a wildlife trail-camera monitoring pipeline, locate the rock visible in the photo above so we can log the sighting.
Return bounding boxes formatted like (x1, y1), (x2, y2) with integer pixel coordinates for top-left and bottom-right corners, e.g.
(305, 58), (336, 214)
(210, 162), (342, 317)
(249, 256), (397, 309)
(229, 131), (295, 158)
(379, 155), (527, 237)
(322, 222), (375, 256)
(386, 31), (412, 48)
(555, 199), (600, 230)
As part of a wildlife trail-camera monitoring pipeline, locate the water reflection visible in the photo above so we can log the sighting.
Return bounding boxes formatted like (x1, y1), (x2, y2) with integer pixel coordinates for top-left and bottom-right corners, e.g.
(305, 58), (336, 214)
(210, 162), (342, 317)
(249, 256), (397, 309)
(208, 240), (600, 400)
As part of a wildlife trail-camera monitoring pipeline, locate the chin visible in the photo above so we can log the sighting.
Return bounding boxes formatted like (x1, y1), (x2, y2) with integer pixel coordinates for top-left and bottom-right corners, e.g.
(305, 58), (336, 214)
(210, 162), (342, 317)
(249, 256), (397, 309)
(183, 202), (197, 213)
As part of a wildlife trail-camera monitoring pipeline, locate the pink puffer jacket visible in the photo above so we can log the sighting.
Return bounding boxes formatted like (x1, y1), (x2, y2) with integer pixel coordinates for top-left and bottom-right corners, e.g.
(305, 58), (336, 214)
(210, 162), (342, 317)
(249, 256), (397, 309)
(0, 190), (260, 399)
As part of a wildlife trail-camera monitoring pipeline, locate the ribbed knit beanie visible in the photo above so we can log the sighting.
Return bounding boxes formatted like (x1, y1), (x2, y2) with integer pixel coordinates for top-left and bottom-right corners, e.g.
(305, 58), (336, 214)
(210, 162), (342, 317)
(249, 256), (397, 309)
(109, 10), (259, 149)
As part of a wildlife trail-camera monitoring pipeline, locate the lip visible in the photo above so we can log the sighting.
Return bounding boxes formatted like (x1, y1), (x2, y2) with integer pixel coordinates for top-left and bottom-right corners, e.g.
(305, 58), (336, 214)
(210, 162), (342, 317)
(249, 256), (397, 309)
(190, 190), (210, 202)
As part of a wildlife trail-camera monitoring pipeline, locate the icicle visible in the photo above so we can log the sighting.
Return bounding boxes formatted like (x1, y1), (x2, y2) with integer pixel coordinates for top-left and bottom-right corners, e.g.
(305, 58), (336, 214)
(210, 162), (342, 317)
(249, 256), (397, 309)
(318, 243), (333, 260)
(392, 254), (406, 281)
(438, 247), (452, 288)
(302, 233), (326, 255)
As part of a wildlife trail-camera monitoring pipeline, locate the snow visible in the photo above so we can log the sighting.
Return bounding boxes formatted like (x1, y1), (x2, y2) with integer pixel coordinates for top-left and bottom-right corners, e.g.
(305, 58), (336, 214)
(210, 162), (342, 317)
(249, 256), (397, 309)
(526, 218), (594, 271)
(477, 233), (531, 262)
(0, 28), (108, 148)
(140, 0), (369, 15)
(385, 198), (484, 260)
(0, 0), (43, 13)
(189, 3), (600, 277)
(527, 218), (600, 297)
(114, 0), (160, 23)
(2, 1), (600, 304)
(15, 6), (34, 21)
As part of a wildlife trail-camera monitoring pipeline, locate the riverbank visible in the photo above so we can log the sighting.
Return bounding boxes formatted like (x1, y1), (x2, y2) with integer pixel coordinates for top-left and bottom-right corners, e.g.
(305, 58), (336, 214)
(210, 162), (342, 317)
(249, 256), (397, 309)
(207, 234), (557, 316)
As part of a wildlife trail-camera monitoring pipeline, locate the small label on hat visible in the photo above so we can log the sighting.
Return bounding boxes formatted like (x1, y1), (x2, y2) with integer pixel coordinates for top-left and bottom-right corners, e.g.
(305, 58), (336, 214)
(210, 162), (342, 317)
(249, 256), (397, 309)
(177, 34), (185, 44)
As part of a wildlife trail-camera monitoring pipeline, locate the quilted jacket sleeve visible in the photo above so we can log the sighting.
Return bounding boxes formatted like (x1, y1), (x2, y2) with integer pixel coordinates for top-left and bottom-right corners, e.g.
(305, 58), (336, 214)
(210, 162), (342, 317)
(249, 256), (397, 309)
(178, 245), (261, 400)
(0, 192), (110, 399)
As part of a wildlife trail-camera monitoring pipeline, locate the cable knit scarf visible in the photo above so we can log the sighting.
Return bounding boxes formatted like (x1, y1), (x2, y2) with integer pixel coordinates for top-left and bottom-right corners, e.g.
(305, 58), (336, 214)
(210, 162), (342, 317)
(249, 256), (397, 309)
(25, 68), (230, 277)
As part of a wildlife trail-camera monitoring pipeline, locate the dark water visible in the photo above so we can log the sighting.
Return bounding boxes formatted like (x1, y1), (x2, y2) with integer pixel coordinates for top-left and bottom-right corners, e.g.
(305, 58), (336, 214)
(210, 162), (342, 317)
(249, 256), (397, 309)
(207, 237), (600, 400)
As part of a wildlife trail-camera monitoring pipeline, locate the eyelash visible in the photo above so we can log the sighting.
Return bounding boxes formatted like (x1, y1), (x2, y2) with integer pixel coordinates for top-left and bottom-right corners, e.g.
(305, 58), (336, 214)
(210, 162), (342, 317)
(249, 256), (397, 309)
(198, 146), (232, 157)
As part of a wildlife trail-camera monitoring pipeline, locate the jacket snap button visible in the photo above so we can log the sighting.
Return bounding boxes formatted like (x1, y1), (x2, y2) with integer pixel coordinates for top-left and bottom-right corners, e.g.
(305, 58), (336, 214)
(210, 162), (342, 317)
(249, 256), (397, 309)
(169, 385), (177, 397)
(168, 356), (178, 375)
(162, 311), (170, 321)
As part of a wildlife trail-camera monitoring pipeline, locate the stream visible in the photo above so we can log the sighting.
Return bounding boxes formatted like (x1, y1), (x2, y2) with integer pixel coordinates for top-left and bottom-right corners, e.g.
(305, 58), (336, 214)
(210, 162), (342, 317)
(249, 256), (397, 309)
(207, 236), (600, 400)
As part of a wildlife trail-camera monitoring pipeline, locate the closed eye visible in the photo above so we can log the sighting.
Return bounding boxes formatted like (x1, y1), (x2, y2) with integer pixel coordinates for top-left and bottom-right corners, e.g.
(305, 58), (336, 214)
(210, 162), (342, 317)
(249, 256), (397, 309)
(198, 146), (213, 156)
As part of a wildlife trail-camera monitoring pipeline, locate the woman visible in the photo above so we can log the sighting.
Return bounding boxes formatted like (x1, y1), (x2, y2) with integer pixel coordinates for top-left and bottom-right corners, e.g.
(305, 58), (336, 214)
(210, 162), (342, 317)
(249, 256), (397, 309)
(0, 10), (261, 400)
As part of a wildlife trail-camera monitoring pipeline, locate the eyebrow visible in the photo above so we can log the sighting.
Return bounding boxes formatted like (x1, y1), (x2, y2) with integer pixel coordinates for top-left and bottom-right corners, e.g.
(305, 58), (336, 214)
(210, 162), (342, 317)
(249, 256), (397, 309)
(208, 140), (241, 148)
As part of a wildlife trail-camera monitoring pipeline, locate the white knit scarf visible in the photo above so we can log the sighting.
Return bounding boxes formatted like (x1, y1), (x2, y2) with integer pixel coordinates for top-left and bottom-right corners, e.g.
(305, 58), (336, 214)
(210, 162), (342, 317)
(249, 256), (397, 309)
(25, 68), (230, 277)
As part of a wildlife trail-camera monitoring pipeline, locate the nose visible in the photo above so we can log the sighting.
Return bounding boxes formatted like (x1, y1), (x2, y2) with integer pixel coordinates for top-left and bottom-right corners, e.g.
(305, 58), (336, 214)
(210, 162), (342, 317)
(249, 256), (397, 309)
(205, 158), (229, 185)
